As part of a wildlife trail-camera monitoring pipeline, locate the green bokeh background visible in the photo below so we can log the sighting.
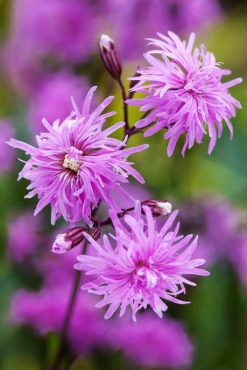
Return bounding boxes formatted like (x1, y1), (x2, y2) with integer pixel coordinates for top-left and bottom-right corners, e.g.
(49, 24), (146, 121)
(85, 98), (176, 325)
(0, 1), (247, 369)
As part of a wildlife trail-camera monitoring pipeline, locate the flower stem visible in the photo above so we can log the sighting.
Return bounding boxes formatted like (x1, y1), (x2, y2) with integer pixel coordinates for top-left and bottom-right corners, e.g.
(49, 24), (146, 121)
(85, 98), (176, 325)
(95, 206), (135, 227)
(117, 78), (129, 132)
(117, 80), (154, 139)
(49, 241), (87, 370)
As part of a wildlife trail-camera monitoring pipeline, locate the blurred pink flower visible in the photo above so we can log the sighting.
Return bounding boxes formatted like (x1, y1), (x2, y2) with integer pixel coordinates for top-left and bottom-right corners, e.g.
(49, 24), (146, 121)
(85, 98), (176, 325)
(2, 0), (222, 95)
(9, 231), (108, 352)
(179, 197), (240, 265)
(37, 247), (79, 286)
(168, 0), (221, 34)
(28, 72), (90, 133)
(8, 212), (42, 263)
(10, 287), (106, 354)
(128, 32), (242, 156)
(8, 87), (147, 225)
(2, 40), (46, 97)
(2, 0), (93, 96)
(9, 0), (93, 63)
(108, 313), (193, 368)
(100, 0), (221, 60)
(0, 120), (15, 173)
(76, 202), (209, 320)
(100, 0), (170, 60)
(10, 252), (194, 367)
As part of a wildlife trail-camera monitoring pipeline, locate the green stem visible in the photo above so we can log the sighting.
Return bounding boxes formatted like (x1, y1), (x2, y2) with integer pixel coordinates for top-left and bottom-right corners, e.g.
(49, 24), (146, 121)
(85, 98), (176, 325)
(117, 78), (129, 133)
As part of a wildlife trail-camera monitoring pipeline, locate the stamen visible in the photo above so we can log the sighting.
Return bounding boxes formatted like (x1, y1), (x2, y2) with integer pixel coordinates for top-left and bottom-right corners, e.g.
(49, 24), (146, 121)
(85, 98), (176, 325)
(63, 147), (83, 172)
(63, 154), (81, 172)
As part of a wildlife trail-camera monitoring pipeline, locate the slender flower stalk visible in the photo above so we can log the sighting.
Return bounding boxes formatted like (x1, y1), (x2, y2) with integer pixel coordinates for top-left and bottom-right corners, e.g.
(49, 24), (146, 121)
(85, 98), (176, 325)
(118, 78), (130, 134)
(50, 240), (88, 370)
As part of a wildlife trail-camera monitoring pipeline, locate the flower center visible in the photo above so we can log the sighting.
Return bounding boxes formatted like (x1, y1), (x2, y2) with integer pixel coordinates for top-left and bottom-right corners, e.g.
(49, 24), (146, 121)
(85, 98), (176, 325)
(134, 261), (158, 289)
(63, 147), (83, 173)
(183, 72), (205, 95)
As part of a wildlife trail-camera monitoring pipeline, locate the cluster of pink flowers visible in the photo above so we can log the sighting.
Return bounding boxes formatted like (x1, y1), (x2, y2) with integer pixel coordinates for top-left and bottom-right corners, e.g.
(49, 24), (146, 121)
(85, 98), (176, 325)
(8, 29), (243, 325)
(6, 28), (245, 370)
(1, 0), (245, 367)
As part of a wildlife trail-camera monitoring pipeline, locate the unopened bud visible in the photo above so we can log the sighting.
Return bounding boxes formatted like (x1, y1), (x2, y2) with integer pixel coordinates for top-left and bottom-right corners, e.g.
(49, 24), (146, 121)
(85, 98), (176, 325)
(141, 200), (172, 217)
(98, 34), (122, 80)
(51, 227), (86, 254)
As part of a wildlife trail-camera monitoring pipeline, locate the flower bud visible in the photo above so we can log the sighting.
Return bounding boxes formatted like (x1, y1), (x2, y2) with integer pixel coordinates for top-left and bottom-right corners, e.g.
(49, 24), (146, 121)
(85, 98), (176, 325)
(51, 227), (86, 254)
(141, 200), (172, 217)
(98, 34), (122, 80)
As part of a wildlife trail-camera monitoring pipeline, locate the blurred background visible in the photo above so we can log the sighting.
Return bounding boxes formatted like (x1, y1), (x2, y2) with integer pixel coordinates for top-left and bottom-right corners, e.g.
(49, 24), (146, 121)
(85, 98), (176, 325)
(0, 0), (247, 369)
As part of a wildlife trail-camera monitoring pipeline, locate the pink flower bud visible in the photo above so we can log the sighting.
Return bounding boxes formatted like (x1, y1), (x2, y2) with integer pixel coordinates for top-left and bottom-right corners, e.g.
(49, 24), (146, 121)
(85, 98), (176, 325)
(98, 34), (122, 80)
(52, 226), (102, 254)
(51, 227), (86, 254)
(52, 233), (72, 254)
(141, 200), (172, 217)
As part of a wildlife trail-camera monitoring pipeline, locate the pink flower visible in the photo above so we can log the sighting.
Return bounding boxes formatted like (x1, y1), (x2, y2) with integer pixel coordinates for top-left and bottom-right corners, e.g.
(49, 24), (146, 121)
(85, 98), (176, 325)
(75, 202), (209, 320)
(128, 32), (242, 156)
(8, 87), (147, 225)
